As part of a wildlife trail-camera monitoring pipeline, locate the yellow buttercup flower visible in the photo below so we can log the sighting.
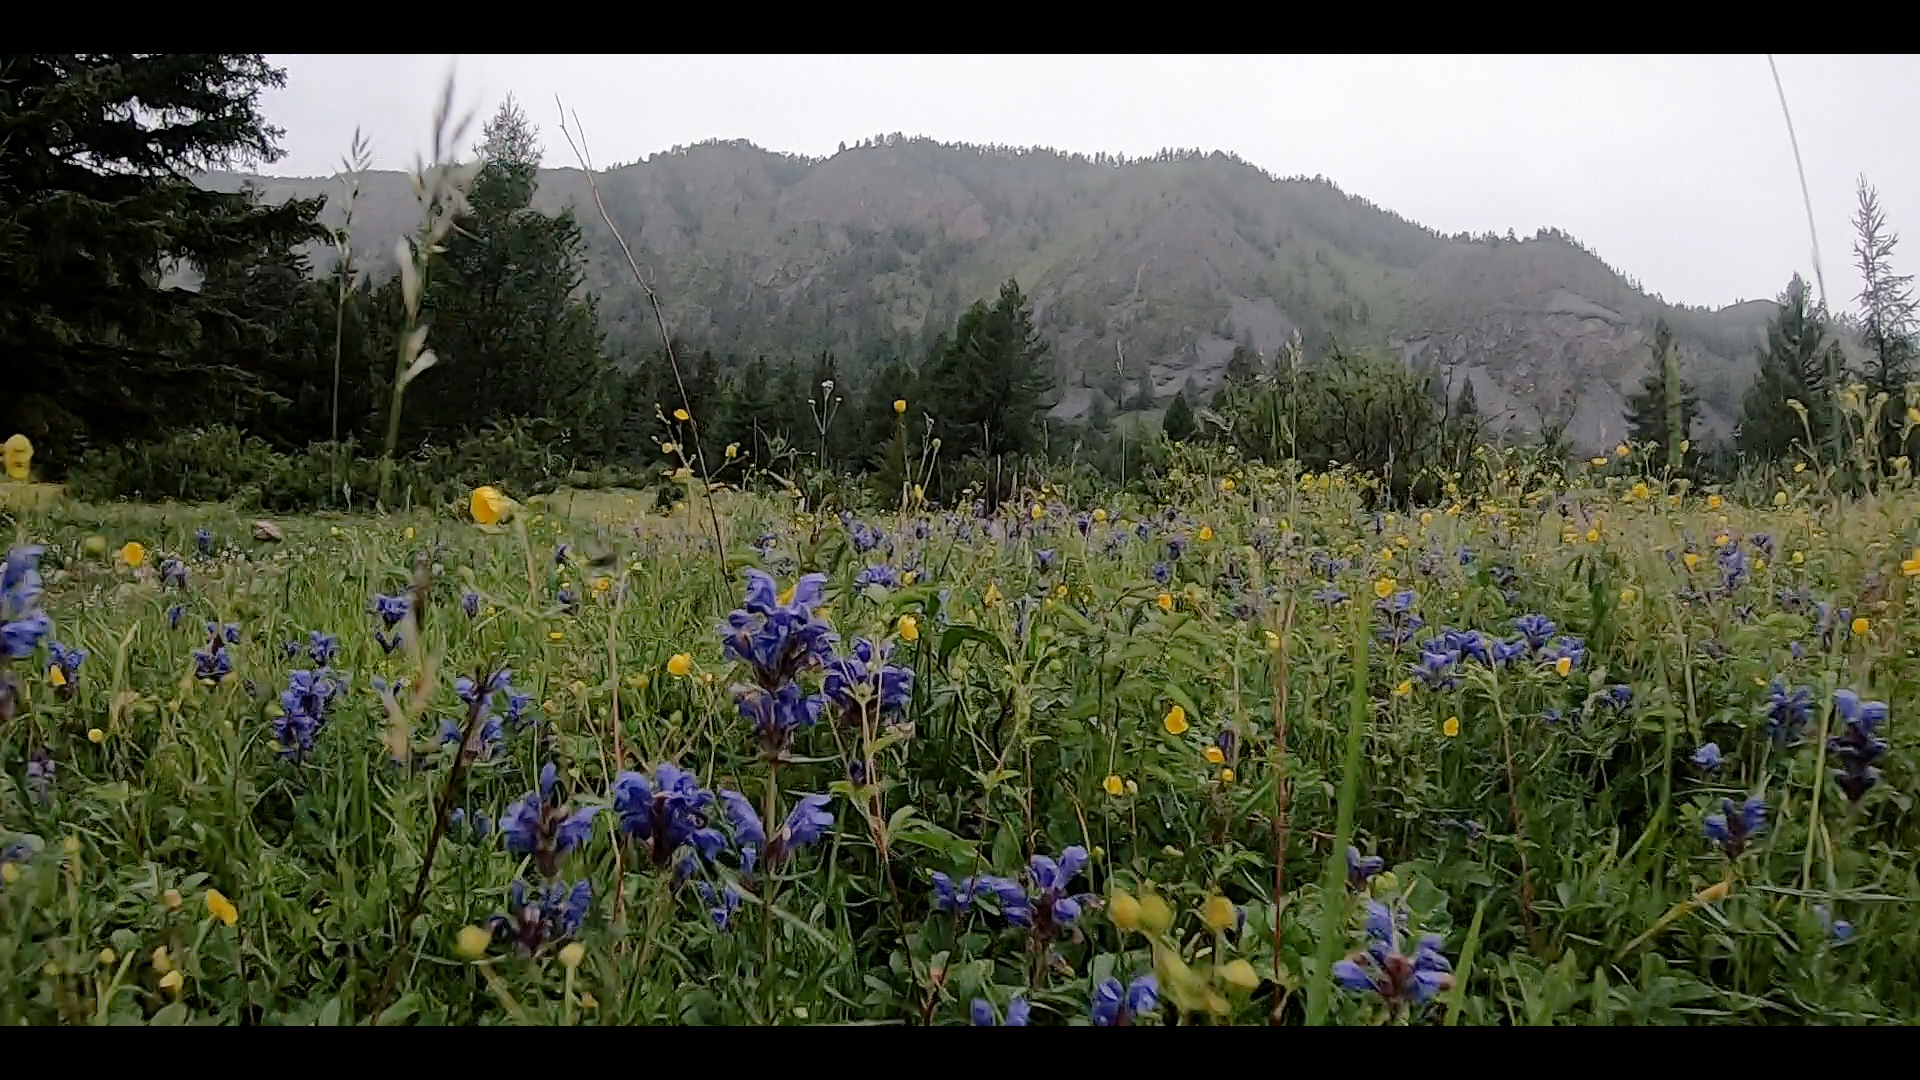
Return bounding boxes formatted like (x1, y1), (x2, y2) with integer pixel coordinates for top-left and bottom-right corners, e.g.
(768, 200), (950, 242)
(1092, 508), (1108, 524)
(1707, 494), (1722, 510)
(1109, 890), (1141, 930)
(1851, 617), (1870, 636)
(1157, 591), (1173, 612)
(1903, 549), (1920, 577)
(49, 665), (67, 688)
(1793, 461), (1807, 473)
(1714, 533), (1731, 547)
(1219, 477), (1235, 493)
(1442, 716), (1460, 738)
(470, 486), (510, 525)
(1585, 527), (1601, 543)
(1221, 958), (1259, 992)
(661, 442), (677, 454)
(1220, 768), (1235, 784)
(985, 582), (1003, 606)
(1555, 656), (1573, 677)
(549, 630), (564, 641)
(117, 542), (145, 568)
(0, 863), (18, 886)
(1393, 679), (1413, 697)
(1204, 745), (1225, 764)
(455, 925), (491, 959)
(1264, 630), (1282, 651)
(1374, 576), (1396, 599)
(896, 614), (919, 643)
(1615, 443), (1630, 458)
(1198, 525), (1215, 542)
(1164, 705), (1189, 735)
(666, 653), (693, 677)
(1791, 550), (1805, 565)
(1201, 895), (1235, 932)
(1589, 456), (1608, 467)
(1380, 546), (1394, 561)
(893, 399), (907, 414)
(3, 434), (32, 480)
(152, 946), (174, 974)
(674, 408), (690, 422)
(86, 727), (103, 744)
(205, 889), (238, 927)
(1630, 482), (1649, 501)
(159, 969), (184, 995)
(1030, 504), (1045, 521)
(1137, 892), (1172, 933)
(1683, 552), (1700, 571)
(725, 443), (739, 459)
(560, 942), (586, 971)
(1619, 588), (1636, 604)
(1774, 491), (1789, 507)
(1103, 774), (1125, 797)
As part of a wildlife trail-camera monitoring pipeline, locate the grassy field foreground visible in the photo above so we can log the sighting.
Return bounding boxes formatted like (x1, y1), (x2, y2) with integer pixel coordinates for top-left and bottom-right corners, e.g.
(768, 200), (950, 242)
(1, 450), (1917, 1025)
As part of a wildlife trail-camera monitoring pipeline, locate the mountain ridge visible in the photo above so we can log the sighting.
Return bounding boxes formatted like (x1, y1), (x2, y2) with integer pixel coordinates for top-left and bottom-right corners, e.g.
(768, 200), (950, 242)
(203, 137), (1783, 452)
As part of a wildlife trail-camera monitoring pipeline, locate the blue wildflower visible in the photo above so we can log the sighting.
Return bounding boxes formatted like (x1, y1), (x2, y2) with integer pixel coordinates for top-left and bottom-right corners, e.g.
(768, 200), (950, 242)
(1166, 536), (1187, 562)
(490, 878), (591, 956)
(822, 637), (913, 726)
(613, 763), (726, 872)
(1, 545), (51, 661)
(717, 789), (833, 871)
(1411, 647), (1460, 691)
(1313, 586), (1348, 609)
(554, 543), (571, 566)
(1150, 561), (1171, 586)
(46, 640), (85, 698)
(719, 569), (836, 691)
(192, 624), (233, 684)
(462, 591), (480, 619)
(371, 593), (409, 629)
(500, 762), (602, 878)
(972, 997), (1032, 1026)
(557, 586), (578, 615)
(734, 681), (828, 752)
(1702, 795), (1766, 856)
(1829, 689), (1889, 802)
(1332, 900), (1454, 1013)
(1511, 614), (1556, 652)
(1348, 845), (1385, 890)
(25, 748), (54, 806)
(159, 557), (188, 589)
(167, 604), (185, 630)
(275, 668), (343, 760)
(1690, 742), (1723, 772)
(1814, 905), (1853, 943)
(195, 528), (213, 556)
(1603, 684), (1633, 710)
(306, 630), (338, 668)
(853, 563), (898, 589)
(695, 881), (743, 930)
(1036, 549), (1056, 574)
(1091, 975), (1159, 1026)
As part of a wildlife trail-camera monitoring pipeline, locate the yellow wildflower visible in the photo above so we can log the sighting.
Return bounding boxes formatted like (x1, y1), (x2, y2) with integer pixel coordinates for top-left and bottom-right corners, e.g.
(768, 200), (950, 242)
(1714, 533), (1730, 547)
(1126, 779), (1138, 795)
(49, 665), (66, 688)
(1264, 630), (1281, 651)
(1442, 716), (1460, 738)
(1137, 893), (1172, 933)
(1220, 768), (1235, 784)
(1219, 477), (1235, 493)
(1198, 525), (1215, 542)
(99, 948), (116, 966)
(1851, 617), (1870, 636)
(548, 630), (564, 641)
(1092, 508), (1108, 524)
(1586, 527), (1600, 543)
(1204, 745), (1225, 764)
(1201, 895), (1235, 932)
(1157, 591), (1173, 612)
(896, 614), (919, 642)
(666, 653), (693, 677)
(674, 408), (690, 422)
(1903, 549), (1920, 577)
(151, 946), (174, 974)
(725, 443), (739, 459)
(0, 863), (17, 886)
(1419, 511), (1433, 527)
(117, 542), (145, 568)
(1030, 504), (1045, 521)
(1380, 546), (1394, 561)
(1374, 576), (1396, 599)
(1630, 482), (1649, 501)
(661, 442), (676, 454)
(1619, 588), (1636, 604)
(593, 577), (611, 592)
(560, 942), (586, 971)
(1109, 890), (1141, 930)
(159, 969), (184, 995)
(1394, 679), (1413, 697)
(985, 582), (1003, 606)
(1793, 461), (1806, 473)
(1221, 958), (1259, 992)
(2, 434), (32, 480)
(470, 486), (510, 525)
(1589, 456), (1608, 467)
(1683, 552), (1700, 571)
(205, 889), (238, 927)
(1707, 494), (1722, 510)
(1774, 491), (1789, 506)
(455, 925), (491, 959)
(1164, 705), (1189, 735)
(1615, 443), (1630, 458)
(893, 399), (907, 414)
(87, 727), (103, 744)
(1555, 656), (1573, 677)
(1103, 774), (1125, 797)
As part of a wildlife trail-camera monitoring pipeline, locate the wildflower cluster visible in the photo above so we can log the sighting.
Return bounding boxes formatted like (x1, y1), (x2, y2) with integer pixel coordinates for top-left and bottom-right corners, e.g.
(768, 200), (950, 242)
(1332, 900), (1454, 1014)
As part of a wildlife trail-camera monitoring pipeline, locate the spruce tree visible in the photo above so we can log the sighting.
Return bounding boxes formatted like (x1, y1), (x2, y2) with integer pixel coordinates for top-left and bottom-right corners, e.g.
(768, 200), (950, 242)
(1851, 178), (1917, 462)
(1162, 389), (1197, 443)
(1625, 319), (1697, 458)
(0, 54), (326, 469)
(1737, 274), (1843, 463)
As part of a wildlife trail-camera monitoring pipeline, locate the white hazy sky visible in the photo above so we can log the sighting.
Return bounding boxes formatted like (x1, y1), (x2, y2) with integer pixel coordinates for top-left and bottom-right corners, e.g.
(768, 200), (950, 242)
(258, 54), (1919, 313)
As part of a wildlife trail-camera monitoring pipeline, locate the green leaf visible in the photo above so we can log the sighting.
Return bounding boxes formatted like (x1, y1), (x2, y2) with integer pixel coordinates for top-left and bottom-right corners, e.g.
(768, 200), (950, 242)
(939, 624), (1009, 668)
(376, 993), (420, 1027)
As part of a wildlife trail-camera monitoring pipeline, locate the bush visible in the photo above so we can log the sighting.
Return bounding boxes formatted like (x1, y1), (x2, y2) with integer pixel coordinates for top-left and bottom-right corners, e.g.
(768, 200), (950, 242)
(65, 420), (656, 512)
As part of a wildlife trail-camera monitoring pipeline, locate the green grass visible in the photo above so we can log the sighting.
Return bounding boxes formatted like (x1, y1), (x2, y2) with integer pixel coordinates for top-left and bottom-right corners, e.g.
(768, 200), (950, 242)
(1, 444), (1917, 1025)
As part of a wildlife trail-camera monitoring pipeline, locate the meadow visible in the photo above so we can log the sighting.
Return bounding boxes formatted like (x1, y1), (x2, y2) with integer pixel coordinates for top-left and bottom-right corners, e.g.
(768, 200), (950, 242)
(2, 440), (1916, 1026)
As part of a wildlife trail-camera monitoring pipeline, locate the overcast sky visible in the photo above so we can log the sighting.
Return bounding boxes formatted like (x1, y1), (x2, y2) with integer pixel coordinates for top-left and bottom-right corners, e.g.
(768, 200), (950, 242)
(257, 54), (1918, 313)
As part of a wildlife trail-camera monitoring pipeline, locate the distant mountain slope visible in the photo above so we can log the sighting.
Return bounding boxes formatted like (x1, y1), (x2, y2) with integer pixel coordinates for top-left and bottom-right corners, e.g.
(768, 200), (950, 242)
(205, 137), (1780, 452)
